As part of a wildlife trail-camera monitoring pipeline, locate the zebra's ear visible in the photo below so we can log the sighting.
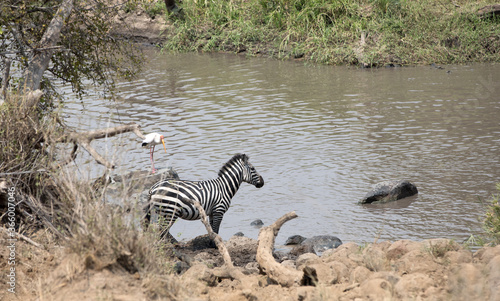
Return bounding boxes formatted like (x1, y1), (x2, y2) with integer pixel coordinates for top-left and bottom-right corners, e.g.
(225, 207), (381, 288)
(241, 153), (249, 162)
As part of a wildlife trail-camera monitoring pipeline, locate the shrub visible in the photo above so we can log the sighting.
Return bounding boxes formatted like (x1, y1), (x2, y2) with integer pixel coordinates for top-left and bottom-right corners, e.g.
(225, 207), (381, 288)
(483, 183), (500, 246)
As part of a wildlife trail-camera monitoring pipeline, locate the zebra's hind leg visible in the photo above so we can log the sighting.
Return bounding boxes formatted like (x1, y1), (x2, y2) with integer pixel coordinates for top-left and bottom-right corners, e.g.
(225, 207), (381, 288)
(159, 226), (178, 244)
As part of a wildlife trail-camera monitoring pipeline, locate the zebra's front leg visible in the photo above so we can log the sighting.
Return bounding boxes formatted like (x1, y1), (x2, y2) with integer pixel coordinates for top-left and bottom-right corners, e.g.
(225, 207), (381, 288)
(209, 212), (224, 234)
(207, 213), (224, 249)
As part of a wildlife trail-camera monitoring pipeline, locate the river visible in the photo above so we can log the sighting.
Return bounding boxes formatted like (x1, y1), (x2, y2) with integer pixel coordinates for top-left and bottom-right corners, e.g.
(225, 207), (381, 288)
(62, 49), (500, 246)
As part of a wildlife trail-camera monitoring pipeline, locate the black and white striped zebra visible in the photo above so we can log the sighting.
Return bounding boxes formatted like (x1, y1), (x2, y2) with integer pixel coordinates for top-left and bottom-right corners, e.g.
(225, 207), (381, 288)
(143, 153), (264, 241)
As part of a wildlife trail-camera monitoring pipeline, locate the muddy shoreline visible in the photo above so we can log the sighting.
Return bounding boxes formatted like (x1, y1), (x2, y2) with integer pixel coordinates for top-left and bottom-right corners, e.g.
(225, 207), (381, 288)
(2, 230), (500, 300)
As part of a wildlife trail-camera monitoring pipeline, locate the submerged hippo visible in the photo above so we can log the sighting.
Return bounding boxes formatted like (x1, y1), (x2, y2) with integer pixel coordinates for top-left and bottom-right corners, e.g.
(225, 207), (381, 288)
(360, 179), (418, 204)
(286, 235), (343, 254)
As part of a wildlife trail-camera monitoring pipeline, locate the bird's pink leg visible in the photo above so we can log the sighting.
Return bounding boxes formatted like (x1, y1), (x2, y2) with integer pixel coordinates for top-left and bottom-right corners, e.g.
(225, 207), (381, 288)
(150, 145), (157, 173)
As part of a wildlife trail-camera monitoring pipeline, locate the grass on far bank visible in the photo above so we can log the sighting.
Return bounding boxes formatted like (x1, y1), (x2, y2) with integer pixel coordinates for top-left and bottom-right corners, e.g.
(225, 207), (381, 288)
(157, 0), (500, 66)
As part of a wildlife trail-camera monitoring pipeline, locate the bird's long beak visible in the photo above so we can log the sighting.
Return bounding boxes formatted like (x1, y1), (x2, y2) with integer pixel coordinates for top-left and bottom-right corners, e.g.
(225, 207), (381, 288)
(161, 138), (167, 153)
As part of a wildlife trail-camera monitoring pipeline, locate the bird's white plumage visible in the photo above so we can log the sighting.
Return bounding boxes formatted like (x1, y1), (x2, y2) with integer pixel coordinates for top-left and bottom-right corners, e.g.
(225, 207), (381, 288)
(141, 132), (167, 173)
(142, 132), (164, 146)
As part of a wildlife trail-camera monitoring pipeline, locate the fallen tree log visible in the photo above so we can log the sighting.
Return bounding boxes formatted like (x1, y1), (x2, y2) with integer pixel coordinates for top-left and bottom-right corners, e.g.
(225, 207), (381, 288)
(256, 211), (304, 287)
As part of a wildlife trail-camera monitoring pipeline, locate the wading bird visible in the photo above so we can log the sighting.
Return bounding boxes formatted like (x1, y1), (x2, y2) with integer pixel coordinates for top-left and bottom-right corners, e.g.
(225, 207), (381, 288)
(142, 133), (167, 173)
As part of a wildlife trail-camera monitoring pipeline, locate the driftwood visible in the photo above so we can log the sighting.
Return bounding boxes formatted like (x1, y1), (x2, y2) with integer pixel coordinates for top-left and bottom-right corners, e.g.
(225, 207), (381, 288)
(55, 122), (146, 169)
(181, 197), (258, 288)
(256, 211), (304, 287)
(183, 209), (305, 287)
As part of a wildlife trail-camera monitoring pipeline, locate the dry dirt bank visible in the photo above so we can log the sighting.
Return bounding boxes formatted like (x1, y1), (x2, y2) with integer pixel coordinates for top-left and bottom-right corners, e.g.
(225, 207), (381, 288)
(1, 232), (500, 300)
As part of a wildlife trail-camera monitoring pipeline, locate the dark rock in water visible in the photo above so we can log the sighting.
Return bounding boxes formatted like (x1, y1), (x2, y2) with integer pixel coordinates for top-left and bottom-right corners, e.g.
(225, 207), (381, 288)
(233, 232), (245, 237)
(288, 235), (343, 256)
(250, 219), (264, 227)
(302, 235), (343, 254)
(285, 235), (307, 245)
(102, 167), (179, 206)
(360, 180), (418, 204)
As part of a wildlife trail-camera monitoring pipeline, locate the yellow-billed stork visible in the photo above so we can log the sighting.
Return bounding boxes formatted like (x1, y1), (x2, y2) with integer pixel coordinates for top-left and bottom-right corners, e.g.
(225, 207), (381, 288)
(142, 133), (167, 173)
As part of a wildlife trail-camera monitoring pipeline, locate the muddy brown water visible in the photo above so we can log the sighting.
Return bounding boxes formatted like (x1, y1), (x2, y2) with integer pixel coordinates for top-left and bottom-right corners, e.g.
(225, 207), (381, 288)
(62, 49), (500, 246)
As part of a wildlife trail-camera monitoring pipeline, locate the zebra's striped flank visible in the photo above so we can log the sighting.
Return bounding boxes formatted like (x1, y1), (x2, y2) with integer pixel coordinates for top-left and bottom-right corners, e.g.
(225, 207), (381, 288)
(143, 153), (264, 241)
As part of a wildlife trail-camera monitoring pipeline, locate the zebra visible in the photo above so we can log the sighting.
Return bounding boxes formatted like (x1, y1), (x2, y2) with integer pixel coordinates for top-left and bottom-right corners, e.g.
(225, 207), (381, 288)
(143, 153), (264, 242)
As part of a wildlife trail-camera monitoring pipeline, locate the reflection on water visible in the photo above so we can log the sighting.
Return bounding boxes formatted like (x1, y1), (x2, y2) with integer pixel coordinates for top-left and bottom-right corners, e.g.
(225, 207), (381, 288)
(62, 49), (500, 245)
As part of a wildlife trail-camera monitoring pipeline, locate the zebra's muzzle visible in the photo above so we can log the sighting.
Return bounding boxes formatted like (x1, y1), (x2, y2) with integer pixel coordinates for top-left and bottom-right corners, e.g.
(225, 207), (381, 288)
(255, 176), (264, 188)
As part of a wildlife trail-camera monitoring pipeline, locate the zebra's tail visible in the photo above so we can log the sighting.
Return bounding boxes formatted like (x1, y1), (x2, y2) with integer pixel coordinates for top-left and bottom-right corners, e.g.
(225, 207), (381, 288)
(142, 201), (151, 231)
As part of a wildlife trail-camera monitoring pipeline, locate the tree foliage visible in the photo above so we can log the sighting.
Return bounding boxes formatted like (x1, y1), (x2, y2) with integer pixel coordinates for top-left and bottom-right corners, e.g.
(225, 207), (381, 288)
(0, 0), (143, 99)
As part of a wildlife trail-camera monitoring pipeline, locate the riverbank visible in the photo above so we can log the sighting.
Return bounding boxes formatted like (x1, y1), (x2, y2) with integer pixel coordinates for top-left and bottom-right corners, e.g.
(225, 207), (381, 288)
(2, 231), (500, 300)
(114, 0), (500, 67)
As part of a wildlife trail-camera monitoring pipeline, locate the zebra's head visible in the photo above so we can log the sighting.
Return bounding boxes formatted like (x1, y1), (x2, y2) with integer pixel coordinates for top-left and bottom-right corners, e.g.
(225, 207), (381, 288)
(232, 153), (264, 188)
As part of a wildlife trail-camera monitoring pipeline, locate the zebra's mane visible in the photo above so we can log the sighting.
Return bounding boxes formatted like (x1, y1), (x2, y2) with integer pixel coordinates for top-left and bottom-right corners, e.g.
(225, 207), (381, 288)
(218, 153), (248, 177)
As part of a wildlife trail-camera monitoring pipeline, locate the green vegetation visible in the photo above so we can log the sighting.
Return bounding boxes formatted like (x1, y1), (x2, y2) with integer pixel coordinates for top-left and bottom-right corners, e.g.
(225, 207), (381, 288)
(159, 0), (500, 66)
(482, 183), (500, 245)
(465, 183), (500, 247)
(0, 0), (142, 99)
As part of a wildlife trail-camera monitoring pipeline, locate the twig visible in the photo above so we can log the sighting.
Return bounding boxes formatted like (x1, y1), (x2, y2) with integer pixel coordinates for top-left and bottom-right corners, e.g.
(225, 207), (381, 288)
(0, 46), (68, 55)
(0, 227), (42, 248)
(80, 141), (115, 169)
(1, 59), (11, 99)
(0, 170), (48, 176)
(256, 211), (303, 287)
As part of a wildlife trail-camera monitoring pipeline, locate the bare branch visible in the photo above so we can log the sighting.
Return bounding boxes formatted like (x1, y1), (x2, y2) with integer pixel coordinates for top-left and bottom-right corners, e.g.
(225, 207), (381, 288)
(22, 195), (67, 240)
(0, 170), (48, 176)
(79, 141), (115, 169)
(182, 197), (234, 268)
(54, 122), (145, 169)
(57, 122), (145, 143)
